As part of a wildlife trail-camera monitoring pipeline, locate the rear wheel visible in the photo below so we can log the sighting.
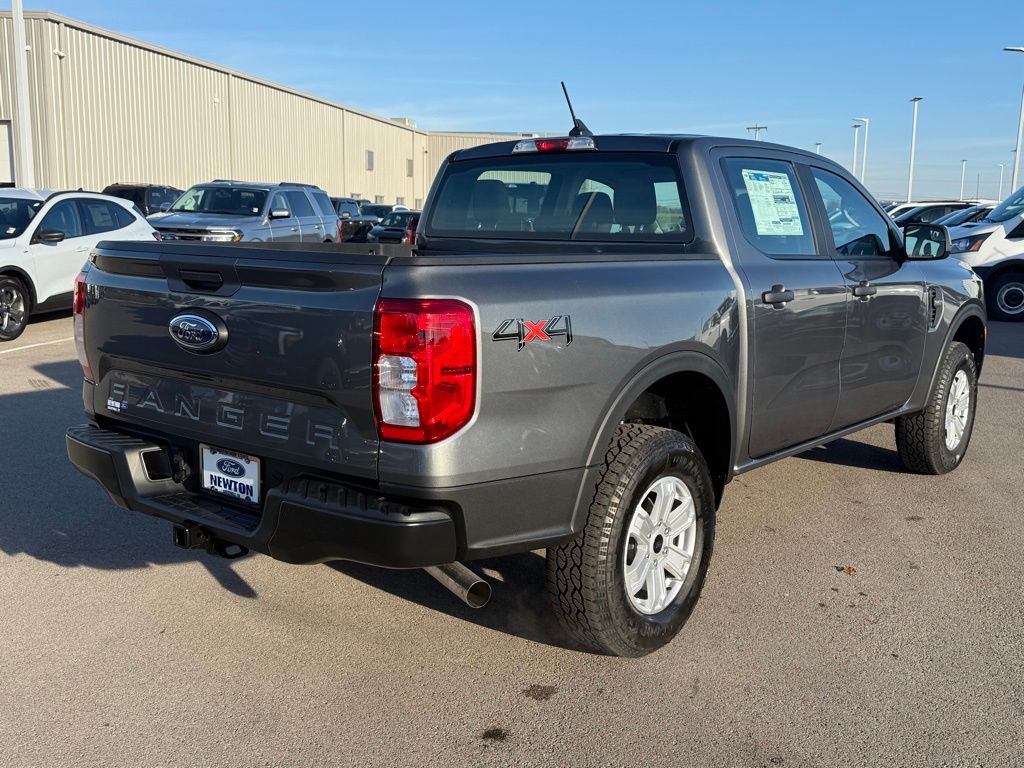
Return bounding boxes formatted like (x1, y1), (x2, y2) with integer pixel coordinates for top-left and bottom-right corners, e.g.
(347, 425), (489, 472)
(547, 424), (715, 657)
(895, 341), (977, 474)
(0, 276), (29, 342)
(987, 272), (1024, 322)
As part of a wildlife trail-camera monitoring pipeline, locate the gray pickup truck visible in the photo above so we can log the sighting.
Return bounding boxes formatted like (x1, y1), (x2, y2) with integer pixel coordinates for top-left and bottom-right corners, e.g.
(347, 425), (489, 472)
(67, 134), (986, 657)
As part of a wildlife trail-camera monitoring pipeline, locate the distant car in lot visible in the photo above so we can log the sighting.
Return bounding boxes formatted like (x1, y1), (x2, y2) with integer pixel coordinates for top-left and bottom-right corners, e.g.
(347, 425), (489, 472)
(365, 210), (420, 243)
(950, 185), (1024, 321)
(0, 188), (157, 341)
(101, 183), (183, 217)
(359, 204), (394, 223)
(330, 197), (378, 241)
(934, 204), (995, 228)
(893, 201), (975, 226)
(149, 181), (340, 243)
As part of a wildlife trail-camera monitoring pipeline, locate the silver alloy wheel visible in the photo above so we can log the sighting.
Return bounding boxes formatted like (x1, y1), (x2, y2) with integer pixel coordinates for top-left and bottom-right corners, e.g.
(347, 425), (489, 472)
(996, 281), (1024, 316)
(622, 475), (697, 615)
(0, 285), (26, 333)
(944, 369), (970, 451)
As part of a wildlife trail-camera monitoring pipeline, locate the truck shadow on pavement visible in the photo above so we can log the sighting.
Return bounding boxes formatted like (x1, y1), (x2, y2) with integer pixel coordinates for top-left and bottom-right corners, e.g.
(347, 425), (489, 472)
(332, 554), (584, 652)
(0, 359), (257, 599)
(796, 437), (905, 473)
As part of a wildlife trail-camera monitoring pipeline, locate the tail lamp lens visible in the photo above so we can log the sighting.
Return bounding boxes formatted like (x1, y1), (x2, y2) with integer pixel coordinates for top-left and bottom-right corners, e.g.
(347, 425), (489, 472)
(73, 272), (94, 381)
(373, 298), (476, 443)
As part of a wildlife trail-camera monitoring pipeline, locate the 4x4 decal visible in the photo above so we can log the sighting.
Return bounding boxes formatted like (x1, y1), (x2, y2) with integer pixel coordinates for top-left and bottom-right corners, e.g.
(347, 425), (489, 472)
(493, 315), (573, 350)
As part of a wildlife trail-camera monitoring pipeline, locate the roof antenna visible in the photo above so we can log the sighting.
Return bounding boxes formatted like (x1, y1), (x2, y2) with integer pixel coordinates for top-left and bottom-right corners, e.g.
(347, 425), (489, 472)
(561, 81), (592, 137)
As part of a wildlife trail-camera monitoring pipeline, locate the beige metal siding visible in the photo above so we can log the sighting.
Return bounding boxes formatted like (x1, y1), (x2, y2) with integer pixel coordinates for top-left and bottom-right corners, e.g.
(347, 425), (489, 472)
(0, 11), (530, 200)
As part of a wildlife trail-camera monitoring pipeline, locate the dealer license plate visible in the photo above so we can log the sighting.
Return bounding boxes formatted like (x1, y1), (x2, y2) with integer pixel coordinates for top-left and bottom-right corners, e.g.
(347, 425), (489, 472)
(200, 445), (261, 504)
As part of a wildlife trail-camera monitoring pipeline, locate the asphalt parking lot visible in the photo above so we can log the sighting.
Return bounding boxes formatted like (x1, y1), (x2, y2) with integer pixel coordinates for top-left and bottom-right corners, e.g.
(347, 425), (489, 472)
(0, 314), (1021, 768)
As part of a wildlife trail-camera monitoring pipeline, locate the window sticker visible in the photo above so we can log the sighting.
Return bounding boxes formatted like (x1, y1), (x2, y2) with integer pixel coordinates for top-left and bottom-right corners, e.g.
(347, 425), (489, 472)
(740, 169), (804, 236)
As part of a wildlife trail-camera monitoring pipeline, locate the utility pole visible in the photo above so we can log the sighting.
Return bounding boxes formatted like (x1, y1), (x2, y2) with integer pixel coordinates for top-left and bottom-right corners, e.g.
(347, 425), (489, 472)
(976, 172), (980, 201)
(1005, 48), (1024, 191)
(746, 124), (767, 141)
(854, 117), (870, 185)
(11, 0), (35, 188)
(851, 123), (861, 177)
(907, 97), (923, 203)
(814, 142), (822, 154)
(960, 159), (967, 201)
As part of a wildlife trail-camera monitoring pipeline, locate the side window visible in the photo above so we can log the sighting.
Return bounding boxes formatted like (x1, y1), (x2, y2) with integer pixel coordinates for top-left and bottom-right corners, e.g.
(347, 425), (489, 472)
(79, 199), (130, 234)
(721, 158), (817, 258)
(311, 191), (336, 217)
(270, 192), (291, 215)
(284, 191), (316, 217)
(38, 200), (84, 239)
(111, 203), (137, 229)
(810, 168), (893, 258)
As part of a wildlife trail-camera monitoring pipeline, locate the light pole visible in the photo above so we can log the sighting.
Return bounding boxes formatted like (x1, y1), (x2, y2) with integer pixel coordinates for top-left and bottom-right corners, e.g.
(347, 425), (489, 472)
(851, 123), (861, 176)
(999, 163), (1006, 199)
(814, 142), (822, 154)
(1006, 47), (1024, 191)
(959, 159), (967, 201)
(907, 97), (923, 203)
(854, 117), (870, 184)
(11, 0), (35, 187)
(747, 124), (767, 141)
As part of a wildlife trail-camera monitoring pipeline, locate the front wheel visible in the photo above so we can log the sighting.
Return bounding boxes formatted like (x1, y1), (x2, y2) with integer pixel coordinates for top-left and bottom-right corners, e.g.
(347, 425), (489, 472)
(987, 272), (1024, 322)
(0, 276), (29, 342)
(547, 424), (716, 657)
(895, 341), (977, 474)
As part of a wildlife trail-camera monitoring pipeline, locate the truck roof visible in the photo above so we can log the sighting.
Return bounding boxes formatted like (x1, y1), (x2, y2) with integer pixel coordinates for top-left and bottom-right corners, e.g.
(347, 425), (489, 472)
(450, 134), (828, 162)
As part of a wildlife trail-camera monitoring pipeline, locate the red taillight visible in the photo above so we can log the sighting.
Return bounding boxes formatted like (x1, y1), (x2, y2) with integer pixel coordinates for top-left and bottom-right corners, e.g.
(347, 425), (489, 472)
(73, 272), (94, 381)
(402, 222), (416, 245)
(373, 298), (476, 443)
(337, 218), (344, 242)
(536, 138), (571, 152)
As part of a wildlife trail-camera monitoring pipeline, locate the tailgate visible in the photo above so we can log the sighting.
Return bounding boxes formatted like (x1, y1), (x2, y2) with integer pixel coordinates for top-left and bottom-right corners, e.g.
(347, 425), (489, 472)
(83, 241), (388, 480)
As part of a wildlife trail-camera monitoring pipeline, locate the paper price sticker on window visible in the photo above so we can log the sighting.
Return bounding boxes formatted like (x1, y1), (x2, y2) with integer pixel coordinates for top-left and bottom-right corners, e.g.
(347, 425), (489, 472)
(740, 169), (804, 237)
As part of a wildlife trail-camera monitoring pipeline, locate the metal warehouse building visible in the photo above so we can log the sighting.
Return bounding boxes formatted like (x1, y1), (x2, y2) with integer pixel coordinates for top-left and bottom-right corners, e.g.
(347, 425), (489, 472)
(0, 10), (531, 205)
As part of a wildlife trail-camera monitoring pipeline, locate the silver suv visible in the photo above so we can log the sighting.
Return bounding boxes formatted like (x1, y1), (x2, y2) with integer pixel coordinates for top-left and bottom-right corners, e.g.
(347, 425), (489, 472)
(149, 181), (339, 243)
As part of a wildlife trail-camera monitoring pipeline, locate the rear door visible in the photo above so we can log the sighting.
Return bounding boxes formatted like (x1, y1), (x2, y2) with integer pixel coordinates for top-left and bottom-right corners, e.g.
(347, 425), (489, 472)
(716, 153), (849, 458)
(805, 166), (927, 426)
(268, 191), (300, 242)
(285, 190), (324, 242)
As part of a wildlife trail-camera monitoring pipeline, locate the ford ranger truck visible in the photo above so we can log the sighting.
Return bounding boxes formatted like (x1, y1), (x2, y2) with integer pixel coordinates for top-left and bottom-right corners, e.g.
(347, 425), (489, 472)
(67, 135), (986, 657)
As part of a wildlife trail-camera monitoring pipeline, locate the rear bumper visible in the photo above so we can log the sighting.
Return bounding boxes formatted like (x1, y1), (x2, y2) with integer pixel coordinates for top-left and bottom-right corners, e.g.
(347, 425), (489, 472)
(66, 424), (457, 568)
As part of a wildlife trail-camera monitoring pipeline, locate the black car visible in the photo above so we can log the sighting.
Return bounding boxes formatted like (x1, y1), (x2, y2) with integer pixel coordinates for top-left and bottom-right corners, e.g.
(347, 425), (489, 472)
(330, 197), (379, 241)
(893, 202), (973, 226)
(365, 210), (419, 243)
(102, 183), (183, 217)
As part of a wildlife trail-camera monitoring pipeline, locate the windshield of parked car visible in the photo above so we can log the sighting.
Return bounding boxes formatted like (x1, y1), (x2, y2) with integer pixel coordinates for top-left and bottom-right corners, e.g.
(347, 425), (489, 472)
(427, 151), (691, 242)
(168, 185), (268, 216)
(987, 186), (1024, 223)
(936, 205), (983, 227)
(380, 211), (417, 227)
(361, 205), (393, 218)
(0, 197), (43, 239)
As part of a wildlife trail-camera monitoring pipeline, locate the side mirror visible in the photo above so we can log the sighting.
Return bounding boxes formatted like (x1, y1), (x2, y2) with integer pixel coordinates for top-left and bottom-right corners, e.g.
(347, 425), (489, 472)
(34, 229), (66, 244)
(903, 224), (950, 260)
(340, 211), (351, 219)
(159, 202), (172, 212)
(269, 208), (291, 220)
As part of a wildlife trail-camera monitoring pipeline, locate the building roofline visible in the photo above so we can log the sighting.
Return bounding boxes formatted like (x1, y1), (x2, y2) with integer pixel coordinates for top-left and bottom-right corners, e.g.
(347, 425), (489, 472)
(1, 10), (532, 140)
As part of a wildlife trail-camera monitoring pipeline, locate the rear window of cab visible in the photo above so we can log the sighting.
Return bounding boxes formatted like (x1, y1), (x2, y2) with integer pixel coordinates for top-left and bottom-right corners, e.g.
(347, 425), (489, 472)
(426, 152), (693, 242)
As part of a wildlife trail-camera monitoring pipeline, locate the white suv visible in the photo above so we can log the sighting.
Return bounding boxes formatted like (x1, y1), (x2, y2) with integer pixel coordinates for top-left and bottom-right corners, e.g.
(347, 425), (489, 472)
(0, 189), (158, 341)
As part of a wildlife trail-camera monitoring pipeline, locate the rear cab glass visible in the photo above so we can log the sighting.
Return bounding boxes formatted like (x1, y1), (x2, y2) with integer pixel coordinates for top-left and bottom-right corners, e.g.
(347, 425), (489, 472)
(426, 152), (692, 242)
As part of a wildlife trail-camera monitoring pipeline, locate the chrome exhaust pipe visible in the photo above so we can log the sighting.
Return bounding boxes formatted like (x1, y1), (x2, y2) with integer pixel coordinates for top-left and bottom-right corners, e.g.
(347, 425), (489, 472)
(424, 562), (491, 608)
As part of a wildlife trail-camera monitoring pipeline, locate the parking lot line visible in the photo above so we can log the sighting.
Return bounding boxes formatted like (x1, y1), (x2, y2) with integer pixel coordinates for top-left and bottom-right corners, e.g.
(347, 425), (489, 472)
(0, 336), (74, 355)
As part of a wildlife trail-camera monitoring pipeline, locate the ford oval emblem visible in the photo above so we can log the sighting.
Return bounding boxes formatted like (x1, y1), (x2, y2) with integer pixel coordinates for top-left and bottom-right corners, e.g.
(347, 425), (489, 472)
(216, 458), (246, 477)
(168, 313), (225, 353)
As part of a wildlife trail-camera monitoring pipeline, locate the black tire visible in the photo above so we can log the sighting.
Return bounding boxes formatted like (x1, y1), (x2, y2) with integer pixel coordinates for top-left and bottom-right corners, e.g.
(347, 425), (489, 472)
(0, 275), (30, 343)
(986, 272), (1024, 322)
(546, 424), (716, 657)
(895, 341), (977, 474)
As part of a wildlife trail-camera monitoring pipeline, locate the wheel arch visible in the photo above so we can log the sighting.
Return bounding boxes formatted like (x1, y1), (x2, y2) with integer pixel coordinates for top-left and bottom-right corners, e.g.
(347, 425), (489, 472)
(0, 266), (37, 309)
(928, 302), (987, 397)
(572, 350), (736, 531)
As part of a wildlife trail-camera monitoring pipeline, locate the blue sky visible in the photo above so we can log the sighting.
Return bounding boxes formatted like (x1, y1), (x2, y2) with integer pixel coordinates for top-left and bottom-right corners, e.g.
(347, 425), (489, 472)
(15, 0), (1024, 200)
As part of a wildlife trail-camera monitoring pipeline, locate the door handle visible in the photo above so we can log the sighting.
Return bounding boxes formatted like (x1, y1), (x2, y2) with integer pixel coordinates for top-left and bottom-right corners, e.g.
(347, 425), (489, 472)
(852, 281), (877, 300)
(762, 284), (795, 307)
(290, 226), (299, 231)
